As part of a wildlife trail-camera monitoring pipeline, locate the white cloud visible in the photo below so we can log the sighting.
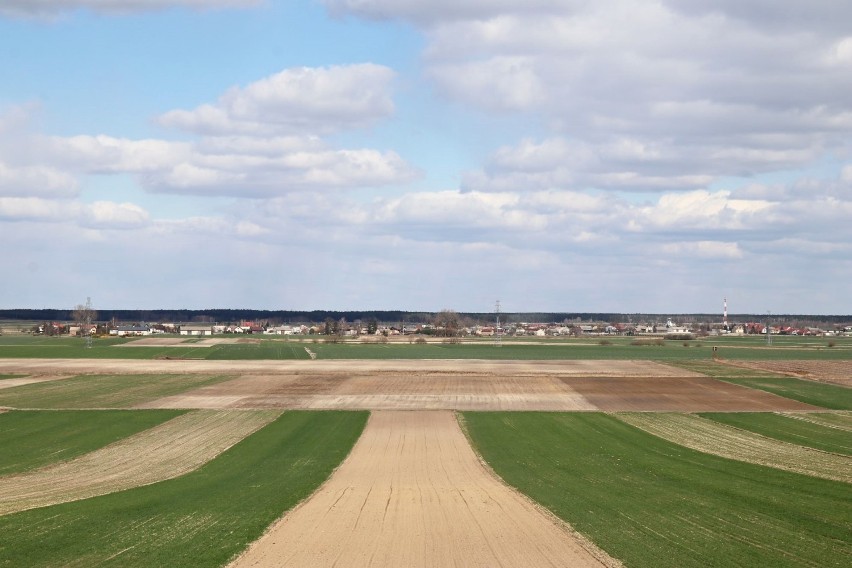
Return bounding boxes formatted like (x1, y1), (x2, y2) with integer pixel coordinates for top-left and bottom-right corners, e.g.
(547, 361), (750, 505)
(158, 64), (396, 136)
(0, 197), (149, 229)
(661, 240), (744, 260)
(0, 161), (79, 197)
(327, 1), (852, 192)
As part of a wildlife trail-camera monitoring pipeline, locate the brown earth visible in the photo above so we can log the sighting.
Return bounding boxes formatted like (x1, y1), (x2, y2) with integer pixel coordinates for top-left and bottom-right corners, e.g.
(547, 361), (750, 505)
(616, 413), (851, 482)
(724, 360), (852, 387)
(0, 359), (817, 412)
(230, 411), (619, 568)
(0, 409), (279, 515)
(137, 372), (596, 411)
(564, 376), (818, 412)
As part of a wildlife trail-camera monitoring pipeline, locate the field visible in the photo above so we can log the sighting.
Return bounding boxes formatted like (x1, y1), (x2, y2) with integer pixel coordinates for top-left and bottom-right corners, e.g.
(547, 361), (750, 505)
(0, 346), (848, 566)
(1, 333), (851, 361)
(463, 412), (851, 567)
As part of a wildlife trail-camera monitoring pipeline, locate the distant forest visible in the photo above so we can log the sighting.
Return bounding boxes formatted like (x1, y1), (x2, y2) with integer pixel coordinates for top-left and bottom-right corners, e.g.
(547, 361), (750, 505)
(0, 308), (849, 326)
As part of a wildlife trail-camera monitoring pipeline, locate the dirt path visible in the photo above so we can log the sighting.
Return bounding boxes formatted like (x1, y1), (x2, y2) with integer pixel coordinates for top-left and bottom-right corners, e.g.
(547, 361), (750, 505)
(616, 413), (851, 483)
(0, 409), (279, 515)
(230, 411), (617, 568)
(0, 375), (72, 390)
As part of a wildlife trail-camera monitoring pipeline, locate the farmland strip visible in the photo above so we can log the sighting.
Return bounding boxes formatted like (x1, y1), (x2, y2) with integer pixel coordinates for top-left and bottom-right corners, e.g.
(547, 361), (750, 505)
(231, 410), (617, 567)
(615, 412), (851, 483)
(0, 409), (279, 515)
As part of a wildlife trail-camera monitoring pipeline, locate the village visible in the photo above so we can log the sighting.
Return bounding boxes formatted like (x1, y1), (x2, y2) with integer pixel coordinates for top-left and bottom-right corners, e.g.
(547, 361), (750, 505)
(25, 318), (852, 339)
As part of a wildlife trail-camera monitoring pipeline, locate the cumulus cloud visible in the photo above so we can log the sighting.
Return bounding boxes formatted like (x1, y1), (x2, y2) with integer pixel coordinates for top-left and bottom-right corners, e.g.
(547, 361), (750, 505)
(0, 162), (79, 197)
(158, 64), (396, 136)
(0, 197), (150, 229)
(0, 0), (261, 18)
(327, 0), (852, 193)
(0, 64), (415, 198)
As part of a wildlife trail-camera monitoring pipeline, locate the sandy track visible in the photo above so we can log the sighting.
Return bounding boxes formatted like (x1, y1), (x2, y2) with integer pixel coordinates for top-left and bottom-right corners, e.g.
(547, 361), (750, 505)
(0, 409), (279, 515)
(231, 411), (617, 568)
(0, 374), (72, 390)
(616, 413), (851, 483)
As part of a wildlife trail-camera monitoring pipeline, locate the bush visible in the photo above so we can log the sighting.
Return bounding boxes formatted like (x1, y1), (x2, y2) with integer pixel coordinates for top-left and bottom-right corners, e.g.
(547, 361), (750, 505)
(828, 340), (836, 348)
(414, 336), (427, 345)
(599, 339), (612, 346)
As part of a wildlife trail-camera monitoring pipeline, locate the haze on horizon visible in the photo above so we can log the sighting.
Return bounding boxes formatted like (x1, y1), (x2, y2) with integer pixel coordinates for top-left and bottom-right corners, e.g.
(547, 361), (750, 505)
(1, 1), (850, 314)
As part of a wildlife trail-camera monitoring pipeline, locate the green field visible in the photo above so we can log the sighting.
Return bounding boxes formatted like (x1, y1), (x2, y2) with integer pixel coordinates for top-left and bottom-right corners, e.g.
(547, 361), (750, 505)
(0, 374), (26, 380)
(463, 412), (851, 568)
(0, 374), (235, 409)
(700, 412), (852, 455)
(0, 411), (368, 567)
(0, 333), (850, 360)
(0, 409), (186, 475)
(717, 376), (852, 410)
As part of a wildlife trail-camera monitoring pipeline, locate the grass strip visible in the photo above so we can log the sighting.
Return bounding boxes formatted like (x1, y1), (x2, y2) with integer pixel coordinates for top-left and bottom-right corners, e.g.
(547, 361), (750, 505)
(0, 374), (235, 409)
(0, 410), (368, 567)
(0, 410), (185, 475)
(0, 374), (26, 380)
(715, 376), (852, 410)
(463, 412), (851, 568)
(700, 412), (852, 456)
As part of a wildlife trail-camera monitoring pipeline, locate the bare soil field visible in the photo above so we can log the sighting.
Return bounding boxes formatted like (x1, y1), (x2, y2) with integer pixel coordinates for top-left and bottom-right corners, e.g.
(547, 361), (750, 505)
(616, 413), (851, 483)
(0, 359), (818, 412)
(725, 360), (852, 387)
(231, 411), (618, 568)
(0, 409), (279, 515)
(139, 372), (597, 411)
(564, 376), (818, 412)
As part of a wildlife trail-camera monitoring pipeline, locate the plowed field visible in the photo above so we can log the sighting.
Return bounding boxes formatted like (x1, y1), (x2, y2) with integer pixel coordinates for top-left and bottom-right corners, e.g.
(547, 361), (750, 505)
(231, 411), (618, 568)
(0, 409), (279, 515)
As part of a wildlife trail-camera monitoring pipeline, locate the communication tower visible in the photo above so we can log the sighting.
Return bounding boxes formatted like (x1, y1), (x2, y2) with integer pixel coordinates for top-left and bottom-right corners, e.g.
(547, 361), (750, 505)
(723, 297), (728, 330)
(494, 300), (502, 347)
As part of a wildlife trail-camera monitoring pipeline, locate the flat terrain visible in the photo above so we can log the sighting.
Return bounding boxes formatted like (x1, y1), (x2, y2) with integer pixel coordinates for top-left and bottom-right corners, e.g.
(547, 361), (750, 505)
(616, 412), (851, 482)
(0, 410), (279, 515)
(232, 411), (617, 568)
(0, 359), (816, 412)
(0, 355), (846, 567)
(726, 360), (852, 386)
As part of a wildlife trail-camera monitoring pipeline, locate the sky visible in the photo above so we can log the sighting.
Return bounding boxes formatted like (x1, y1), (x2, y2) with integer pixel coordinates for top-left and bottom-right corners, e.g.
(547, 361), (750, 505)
(1, 0), (851, 314)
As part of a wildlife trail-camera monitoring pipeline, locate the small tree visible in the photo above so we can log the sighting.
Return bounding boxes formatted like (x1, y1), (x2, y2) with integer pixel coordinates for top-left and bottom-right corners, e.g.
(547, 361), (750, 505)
(433, 309), (461, 337)
(72, 297), (96, 346)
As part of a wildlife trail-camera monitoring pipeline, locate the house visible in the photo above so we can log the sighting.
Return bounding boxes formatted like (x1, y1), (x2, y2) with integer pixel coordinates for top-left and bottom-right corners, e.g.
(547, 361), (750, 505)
(112, 325), (151, 337)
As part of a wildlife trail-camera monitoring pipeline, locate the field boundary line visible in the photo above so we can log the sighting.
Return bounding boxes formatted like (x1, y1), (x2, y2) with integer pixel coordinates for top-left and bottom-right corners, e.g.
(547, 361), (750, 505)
(0, 409), (281, 515)
(456, 412), (624, 568)
(615, 412), (851, 483)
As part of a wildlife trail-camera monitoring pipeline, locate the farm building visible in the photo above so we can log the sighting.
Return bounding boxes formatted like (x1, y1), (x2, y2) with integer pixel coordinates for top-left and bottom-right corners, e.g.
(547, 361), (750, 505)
(179, 324), (213, 336)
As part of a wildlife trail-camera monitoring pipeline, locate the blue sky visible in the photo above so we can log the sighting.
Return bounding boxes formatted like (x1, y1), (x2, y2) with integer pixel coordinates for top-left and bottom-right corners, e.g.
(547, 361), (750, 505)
(1, 0), (851, 314)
